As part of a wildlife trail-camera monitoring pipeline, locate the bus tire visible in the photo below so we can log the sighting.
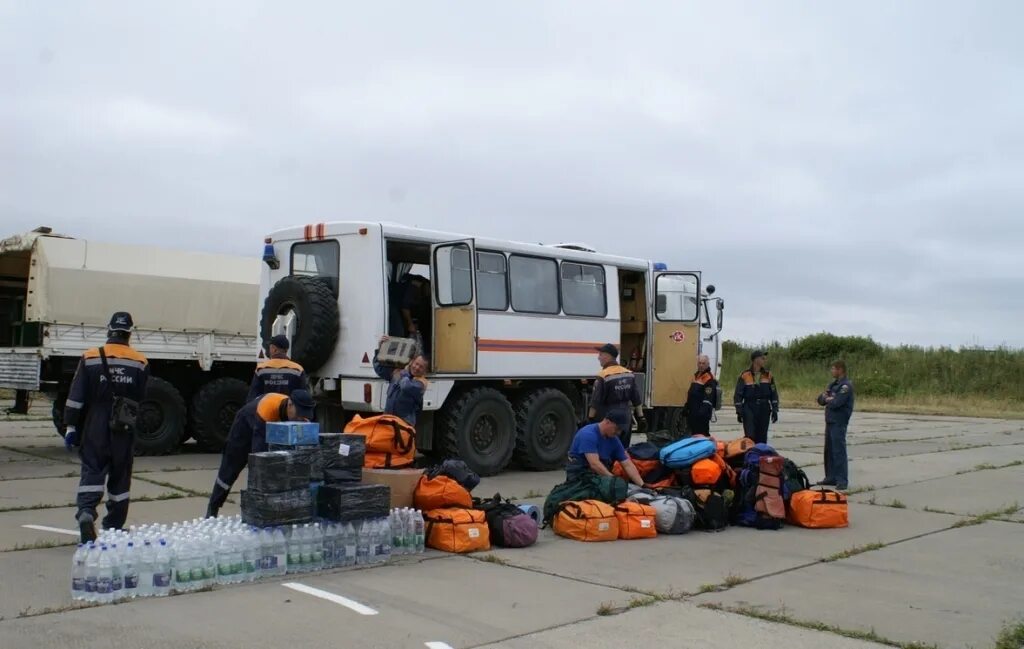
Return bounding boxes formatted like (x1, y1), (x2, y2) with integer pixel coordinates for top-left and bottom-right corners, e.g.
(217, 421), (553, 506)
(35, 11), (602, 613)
(438, 387), (516, 477)
(513, 388), (575, 471)
(260, 275), (339, 373)
(190, 378), (249, 452)
(135, 377), (187, 456)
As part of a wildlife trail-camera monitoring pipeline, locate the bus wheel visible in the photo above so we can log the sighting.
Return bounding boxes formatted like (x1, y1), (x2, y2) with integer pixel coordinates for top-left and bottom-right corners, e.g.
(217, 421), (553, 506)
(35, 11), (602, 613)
(135, 378), (187, 456)
(513, 388), (575, 471)
(439, 387), (515, 477)
(190, 378), (249, 452)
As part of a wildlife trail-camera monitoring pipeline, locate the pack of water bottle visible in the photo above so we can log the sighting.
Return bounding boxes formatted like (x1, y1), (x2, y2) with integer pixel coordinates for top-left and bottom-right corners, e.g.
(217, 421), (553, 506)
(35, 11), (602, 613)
(70, 511), (427, 604)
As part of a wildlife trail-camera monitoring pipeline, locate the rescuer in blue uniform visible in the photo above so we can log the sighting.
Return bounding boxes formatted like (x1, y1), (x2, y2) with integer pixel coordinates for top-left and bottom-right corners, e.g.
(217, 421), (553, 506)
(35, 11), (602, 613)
(685, 354), (718, 436)
(63, 312), (149, 543)
(589, 343), (644, 449)
(246, 334), (308, 402)
(734, 350), (779, 444)
(373, 335), (430, 427)
(817, 360), (855, 491)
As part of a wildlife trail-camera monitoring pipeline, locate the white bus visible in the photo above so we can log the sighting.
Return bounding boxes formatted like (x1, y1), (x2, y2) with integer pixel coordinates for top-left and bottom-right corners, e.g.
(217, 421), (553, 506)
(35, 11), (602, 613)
(258, 221), (724, 476)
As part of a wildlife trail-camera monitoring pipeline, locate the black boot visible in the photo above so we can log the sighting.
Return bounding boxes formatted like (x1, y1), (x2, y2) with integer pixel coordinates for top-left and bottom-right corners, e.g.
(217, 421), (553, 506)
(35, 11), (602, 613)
(78, 515), (97, 544)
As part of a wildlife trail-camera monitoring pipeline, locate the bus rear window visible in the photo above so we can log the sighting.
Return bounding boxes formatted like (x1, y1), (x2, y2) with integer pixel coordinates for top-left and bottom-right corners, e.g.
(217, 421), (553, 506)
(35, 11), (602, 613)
(291, 241), (340, 292)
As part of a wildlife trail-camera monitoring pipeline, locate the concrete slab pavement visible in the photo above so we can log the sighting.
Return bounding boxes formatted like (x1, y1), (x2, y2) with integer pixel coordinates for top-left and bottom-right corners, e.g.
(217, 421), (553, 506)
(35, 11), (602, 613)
(694, 521), (1024, 649)
(135, 469), (233, 496)
(846, 443), (1024, 491)
(850, 464), (1024, 515)
(0, 475), (188, 512)
(475, 599), (893, 649)
(485, 503), (966, 595)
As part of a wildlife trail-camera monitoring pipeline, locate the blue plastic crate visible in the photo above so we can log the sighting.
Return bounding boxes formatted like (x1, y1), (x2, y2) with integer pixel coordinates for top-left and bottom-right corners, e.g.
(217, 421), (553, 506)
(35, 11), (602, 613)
(265, 421), (320, 446)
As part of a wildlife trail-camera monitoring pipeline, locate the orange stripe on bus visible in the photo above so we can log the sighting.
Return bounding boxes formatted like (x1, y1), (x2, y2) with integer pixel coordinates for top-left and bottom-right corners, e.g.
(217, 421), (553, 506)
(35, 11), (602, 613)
(478, 339), (603, 354)
(316, 223), (325, 240)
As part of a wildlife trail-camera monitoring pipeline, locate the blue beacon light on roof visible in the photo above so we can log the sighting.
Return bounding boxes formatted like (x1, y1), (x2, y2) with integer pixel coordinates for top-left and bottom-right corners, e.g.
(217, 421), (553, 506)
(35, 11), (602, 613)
(653, 262), (668, 271)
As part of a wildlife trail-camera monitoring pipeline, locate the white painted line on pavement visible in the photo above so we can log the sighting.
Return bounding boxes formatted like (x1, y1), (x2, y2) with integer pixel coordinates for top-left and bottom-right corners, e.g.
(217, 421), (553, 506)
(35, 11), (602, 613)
(425, 643), (455, 649)
(22, 524), (80, 536)
(282, 582), (379, 615)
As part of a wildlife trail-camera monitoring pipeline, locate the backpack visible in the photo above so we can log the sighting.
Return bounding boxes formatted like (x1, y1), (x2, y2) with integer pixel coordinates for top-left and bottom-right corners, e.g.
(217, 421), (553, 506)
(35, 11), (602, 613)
(344, 414), (416, 469)
(552, 500), (619, 542)
(628, 491), (695, 534)
(659, 437), (717, 469)
(690, 458), (722, 487)
(737, 446), (786, 529)
(426, 459), (480, 492)
(474, 494), (539, 548)
(424, 508), (490, 554)
(625, 442), (661, 461)
(542, 474), (628, 525)
(692, 488), (729, 531)
(781, 459), (810, 502)
(722, 437), (755, 468)
(614, 502), (658, 539)
(414, 474), (472, 511)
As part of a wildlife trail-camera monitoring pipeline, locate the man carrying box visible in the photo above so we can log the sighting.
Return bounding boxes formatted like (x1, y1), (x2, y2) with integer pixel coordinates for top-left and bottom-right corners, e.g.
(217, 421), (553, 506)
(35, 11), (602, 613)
(206, 390), (316, 518)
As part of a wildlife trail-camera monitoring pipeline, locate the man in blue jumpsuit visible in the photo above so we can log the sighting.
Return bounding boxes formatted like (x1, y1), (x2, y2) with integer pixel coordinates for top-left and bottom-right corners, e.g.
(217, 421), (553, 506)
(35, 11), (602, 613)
(734, 350), (780, 444)
(817, 360), (855, 491)
(206, 389), (316, 518)
(684, 354), (718, 436)
(373, 335), (430, 427)
(588, 343), (644, 449)
(63, 312), (149, 543)
(565, 410), (645, 487)
(246, 334), (308, 402)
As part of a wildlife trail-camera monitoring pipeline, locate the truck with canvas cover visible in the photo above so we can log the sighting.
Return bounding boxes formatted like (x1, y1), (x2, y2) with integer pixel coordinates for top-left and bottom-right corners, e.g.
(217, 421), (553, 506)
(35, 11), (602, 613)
(0, 227), (261, 455)
(258, 221), (725, 477)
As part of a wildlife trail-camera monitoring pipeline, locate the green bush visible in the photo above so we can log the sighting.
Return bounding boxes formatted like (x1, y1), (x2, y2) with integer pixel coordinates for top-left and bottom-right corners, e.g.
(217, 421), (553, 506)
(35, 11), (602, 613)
(854, 377), (899, 398)
(788, 333), (883, 362)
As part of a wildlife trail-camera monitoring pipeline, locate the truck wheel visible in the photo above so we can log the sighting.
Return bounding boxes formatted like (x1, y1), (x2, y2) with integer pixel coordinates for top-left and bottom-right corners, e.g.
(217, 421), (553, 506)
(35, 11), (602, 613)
(52, 393), (67, 438)
(135, 377), (187, 456)
(656, 407), (688, 440)
(190, 378), (249, 452)
(438, 387), (516, 476)
(513, 388), (575, 470)
(261, 275), (339, 373)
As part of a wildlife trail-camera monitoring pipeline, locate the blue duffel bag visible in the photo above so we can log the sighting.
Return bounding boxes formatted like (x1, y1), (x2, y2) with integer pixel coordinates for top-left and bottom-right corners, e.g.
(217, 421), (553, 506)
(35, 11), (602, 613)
(659, 437), (717, 469)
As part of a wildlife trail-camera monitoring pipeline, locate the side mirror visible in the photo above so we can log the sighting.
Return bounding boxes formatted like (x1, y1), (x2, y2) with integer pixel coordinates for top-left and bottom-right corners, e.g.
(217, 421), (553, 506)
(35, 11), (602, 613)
(716, 299), (724, 331)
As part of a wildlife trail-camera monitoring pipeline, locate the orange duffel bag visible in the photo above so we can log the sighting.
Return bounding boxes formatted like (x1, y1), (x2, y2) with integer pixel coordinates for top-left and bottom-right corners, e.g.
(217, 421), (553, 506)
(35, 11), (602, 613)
(787, 488), (849, 528)
(553, 500), (619, 542)
(723, 437), (755, 467)
(614, 502), (657, 539)
(344, 414), (416, 469)
(414, 474), (472, 511)
(425, 508), (491, 553)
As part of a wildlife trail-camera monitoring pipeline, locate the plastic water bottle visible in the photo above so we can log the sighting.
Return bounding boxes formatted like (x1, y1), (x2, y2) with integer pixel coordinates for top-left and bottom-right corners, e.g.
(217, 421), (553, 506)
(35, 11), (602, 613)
(380, 517), (392, 563)
(414, 510), (425, 553)
(138, 540), (155, 598)
(273, 527), (288, 576)
(84, 543), (100, 602)
(246, 528), (261, 581)
(123, 542), (139, 599)
(320, 522), (334, 569)
(109, 543), (125, 602)
(259, 528), (274, 574)
(216, 534), (233, 585)
(96, 546), (114, 604)
(153, 539), (171, 597)
(71, 544), (87, 600)
(204, 534), (218, 587)
(355, 521), (370, 565)
(285, 525), (299, 574)
(403, 508), (416, 554)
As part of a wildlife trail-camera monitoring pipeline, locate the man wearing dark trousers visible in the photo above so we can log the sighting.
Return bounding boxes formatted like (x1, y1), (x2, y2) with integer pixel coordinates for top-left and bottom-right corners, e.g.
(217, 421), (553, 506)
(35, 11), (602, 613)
(817, 360), (854, 491)
(588, 343), (644, 449)
(734, 350), (779, 444)
(206, 389), (316, 518)
(247, 334), (308, 402)
(685, 354), (718, 436)
(64, 312), (149, 543)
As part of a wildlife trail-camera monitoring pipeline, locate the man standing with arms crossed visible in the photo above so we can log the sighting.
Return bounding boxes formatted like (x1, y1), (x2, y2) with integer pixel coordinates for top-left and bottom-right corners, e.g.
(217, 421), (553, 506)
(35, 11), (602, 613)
(817, 360), (854, 491)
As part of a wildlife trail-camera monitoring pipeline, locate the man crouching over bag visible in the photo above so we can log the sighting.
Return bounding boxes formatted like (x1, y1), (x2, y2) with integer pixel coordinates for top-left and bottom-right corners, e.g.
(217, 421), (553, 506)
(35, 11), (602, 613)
(566, 410), (646, 487)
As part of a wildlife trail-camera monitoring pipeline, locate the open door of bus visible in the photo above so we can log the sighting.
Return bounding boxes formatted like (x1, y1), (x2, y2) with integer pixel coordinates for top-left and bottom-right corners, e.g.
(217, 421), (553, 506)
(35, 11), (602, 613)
(430, 240), (479, 374)
(649, 271), (701, 407)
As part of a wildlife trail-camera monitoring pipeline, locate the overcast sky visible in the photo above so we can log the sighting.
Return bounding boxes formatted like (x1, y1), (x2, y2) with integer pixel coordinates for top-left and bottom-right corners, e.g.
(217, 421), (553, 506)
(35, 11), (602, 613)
(2, 2), (1021, 348)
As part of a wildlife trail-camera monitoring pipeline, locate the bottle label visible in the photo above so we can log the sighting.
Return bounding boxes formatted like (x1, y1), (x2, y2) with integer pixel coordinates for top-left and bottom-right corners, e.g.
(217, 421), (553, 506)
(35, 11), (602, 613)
(96, 577), (112, 594)
(276, 553), (287, 569)
(125, 574), (139, 589)
(72, 577), (85, 591)
(112, 576), (123, 591)
(85, 577), (97, 593)
(154, 573), (171, 588)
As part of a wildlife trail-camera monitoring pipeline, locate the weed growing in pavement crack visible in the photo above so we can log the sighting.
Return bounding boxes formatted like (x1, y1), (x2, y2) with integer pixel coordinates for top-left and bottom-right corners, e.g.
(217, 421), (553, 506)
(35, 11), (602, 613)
(956, 460), (1023, 475)
(847, 485), (877, 495)
(475, 554), (510, 566)
(7, 539), (77, 552)
(698, 603), (938, 648)
(0, 502), (74, 513)
(951, 504), (1020, 528)
(888, 499), (907, 509)
(697, 583), (719, 594)
(823, 542), (886, 562)
(596, 602), (616, 616)
(922, 506), (956, 515)
(134, 476), (207, 498)
(723, 573), (748, 587)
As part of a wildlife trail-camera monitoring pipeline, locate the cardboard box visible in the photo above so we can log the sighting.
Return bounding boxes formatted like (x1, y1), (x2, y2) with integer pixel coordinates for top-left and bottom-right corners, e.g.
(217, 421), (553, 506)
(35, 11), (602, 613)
(361, 467), (424, 508)
(376, 337), (418, 365)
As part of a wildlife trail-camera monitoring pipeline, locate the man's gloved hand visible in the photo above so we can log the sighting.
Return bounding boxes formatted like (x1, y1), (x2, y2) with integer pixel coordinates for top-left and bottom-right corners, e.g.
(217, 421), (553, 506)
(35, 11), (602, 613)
(64, 426), (79, 450)
(736, 413), (743, 424)
(771, 411), (779, 424)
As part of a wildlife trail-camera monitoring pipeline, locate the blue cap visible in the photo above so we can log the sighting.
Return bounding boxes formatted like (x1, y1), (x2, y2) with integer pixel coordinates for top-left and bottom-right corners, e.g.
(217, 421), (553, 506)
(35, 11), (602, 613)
(604, 409), (631, 430)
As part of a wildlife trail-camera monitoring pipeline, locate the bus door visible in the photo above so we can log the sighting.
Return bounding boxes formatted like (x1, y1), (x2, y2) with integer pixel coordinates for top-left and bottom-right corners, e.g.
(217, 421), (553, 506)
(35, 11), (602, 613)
(649, 271), (701, 406)
(430, 240), (479, 373)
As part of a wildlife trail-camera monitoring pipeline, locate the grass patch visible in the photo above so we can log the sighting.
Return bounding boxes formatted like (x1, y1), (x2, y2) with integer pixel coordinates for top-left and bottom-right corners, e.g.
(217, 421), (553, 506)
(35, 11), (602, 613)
(17, 602), (100, 618)
(847, 485), (877, 495)
(0, 502), (74, 513)
(994, 620), (1024, 649)
(951, 504), (1020, 529)
(822, 541), (886, 562)
(700, 602), (938, 648)
(134, 492), (186, 503)
(723, 573), (748, 587)
(922, 506), (956, 515)
(697, 583), (718, 594)
(596, 602), (616, 616)
(475, 553), (510, 566)
(6, 539), (77, 552)
(134, 476), (208, 498)
(887, 499), (907, 509)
